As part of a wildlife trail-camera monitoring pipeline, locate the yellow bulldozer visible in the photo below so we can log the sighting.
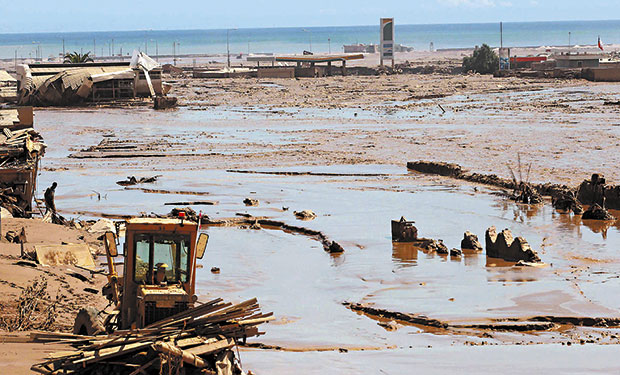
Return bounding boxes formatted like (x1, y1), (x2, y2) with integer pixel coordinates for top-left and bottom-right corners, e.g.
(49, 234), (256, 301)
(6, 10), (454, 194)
(74, 214), (208, 334)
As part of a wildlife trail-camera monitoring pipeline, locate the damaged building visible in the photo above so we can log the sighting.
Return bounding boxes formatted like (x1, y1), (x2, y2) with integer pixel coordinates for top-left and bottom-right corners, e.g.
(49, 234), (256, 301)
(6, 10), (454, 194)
(16, 52), (171, 106)
(0, 107), (45, 217)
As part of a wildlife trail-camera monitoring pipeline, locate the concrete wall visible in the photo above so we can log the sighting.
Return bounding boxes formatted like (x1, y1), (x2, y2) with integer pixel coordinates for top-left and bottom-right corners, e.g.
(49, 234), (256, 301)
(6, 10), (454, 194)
(556, 59), (599, 69)
(257, 67), (295, 79)
(582, 67), (620, 82)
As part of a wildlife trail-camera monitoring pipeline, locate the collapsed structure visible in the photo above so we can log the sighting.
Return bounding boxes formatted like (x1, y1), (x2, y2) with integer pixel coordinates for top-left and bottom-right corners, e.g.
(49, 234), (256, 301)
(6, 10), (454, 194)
(16, 52), (171, 106)
(0, 107), (46, 217)
(485, 226), (541, 263)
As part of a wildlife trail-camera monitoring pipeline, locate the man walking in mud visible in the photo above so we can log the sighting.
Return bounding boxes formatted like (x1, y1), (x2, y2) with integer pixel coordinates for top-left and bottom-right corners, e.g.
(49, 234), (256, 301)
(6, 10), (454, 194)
(44, 182), (57, 214)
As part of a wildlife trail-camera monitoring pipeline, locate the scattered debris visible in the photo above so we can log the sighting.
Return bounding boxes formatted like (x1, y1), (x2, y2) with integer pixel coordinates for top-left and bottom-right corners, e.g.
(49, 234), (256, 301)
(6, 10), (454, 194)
(461, 231), (483, 251)
(485, 226), (541, 263)
(582, 203), (615, 221)
(0, 276), (58, 331)
(244, 198), (259, 206)
(116, 175), (161, 186)
(391, 217), (418, 242)
(294, 209), (317, 220)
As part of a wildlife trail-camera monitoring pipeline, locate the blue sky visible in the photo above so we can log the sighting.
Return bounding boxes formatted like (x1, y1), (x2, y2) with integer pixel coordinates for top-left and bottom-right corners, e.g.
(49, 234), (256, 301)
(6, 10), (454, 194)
(0, 0), (619, 33)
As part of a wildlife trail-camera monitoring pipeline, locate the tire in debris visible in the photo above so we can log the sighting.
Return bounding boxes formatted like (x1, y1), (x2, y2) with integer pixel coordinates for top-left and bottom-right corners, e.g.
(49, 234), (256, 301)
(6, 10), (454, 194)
(73, 307), (104, 335)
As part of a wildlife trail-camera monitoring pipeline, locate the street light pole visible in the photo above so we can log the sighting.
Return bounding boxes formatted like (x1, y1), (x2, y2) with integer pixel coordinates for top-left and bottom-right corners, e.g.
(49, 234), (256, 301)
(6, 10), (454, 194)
(227, 29), (230, 68)
(328, 38), (331, 54)
(303, 29), (312, 52)
(227, 28), (238, 68)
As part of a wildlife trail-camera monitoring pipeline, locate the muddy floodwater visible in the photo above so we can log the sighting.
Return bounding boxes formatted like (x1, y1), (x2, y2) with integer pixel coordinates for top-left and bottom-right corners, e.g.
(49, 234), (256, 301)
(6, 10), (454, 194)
(34, 105), (620, 374)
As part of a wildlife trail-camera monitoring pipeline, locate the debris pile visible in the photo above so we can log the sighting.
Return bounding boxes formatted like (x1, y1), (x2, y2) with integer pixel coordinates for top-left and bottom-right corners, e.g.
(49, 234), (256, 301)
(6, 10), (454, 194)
(31, 297), (272, 375)
(485, 226), (541, 263)
(461, 231), (483, 251)
(391, 217), (418, 242)
(577, 173), (620, 210)
(552, 189), (584, 214)
(582, 203), (615, 221)
(0, 126), (46, 217)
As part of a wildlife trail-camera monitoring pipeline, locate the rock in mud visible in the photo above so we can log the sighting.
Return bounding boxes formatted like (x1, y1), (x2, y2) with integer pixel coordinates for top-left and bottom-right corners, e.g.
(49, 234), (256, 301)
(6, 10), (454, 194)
(294, 210), (317, 220)
(244, 198), (259, 206)
(391, 216), (418, 242)
(485, 226), (541, 263)
(450, 248), (462, 257)
(461, 231), (483, 251)
(582, 203), (615, 221)
(327, 241), (344, 254)
(424, 239), (449, 254)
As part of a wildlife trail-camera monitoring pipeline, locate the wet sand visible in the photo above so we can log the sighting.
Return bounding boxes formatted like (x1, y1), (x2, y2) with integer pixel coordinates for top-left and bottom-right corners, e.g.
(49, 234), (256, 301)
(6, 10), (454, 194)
(3, 70), (620, 373)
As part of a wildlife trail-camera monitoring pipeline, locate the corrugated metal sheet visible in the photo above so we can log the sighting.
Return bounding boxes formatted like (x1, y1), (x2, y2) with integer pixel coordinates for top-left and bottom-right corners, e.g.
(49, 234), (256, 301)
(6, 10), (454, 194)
(30, 66), (129, 75)
(0, 70), (16, 82)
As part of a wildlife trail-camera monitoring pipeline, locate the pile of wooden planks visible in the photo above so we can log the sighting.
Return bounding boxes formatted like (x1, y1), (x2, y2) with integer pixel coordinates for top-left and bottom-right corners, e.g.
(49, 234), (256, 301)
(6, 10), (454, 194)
(31, 297), (273, 375)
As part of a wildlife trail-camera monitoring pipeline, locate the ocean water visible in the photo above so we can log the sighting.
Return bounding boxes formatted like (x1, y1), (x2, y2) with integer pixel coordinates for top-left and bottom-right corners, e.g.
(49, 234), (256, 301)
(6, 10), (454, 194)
(0, 20), (619, 60)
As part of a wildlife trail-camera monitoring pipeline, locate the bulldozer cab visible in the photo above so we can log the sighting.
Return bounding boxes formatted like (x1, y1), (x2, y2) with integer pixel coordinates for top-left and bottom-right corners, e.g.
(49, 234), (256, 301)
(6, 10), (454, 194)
(118, 218), (208, 329)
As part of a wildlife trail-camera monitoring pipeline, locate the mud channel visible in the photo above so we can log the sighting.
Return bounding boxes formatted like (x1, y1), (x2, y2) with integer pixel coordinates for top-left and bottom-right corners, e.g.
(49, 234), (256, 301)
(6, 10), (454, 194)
(28, 80), (620, 374)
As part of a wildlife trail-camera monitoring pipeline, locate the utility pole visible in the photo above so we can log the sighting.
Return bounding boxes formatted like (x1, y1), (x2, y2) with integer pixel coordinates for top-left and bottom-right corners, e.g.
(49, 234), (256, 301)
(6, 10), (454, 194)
(93, 39), (96, 57)
(568, 31), (571, 53)
(500, 22), (503, 48)
(227, 28), (238, 68)
(62, 38), (65, 57)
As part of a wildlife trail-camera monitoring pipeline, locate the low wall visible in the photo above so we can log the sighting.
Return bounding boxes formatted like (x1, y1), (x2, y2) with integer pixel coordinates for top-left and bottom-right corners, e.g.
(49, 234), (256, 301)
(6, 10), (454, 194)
(582, 67), (620, 82)
(257, 68), (295, 79)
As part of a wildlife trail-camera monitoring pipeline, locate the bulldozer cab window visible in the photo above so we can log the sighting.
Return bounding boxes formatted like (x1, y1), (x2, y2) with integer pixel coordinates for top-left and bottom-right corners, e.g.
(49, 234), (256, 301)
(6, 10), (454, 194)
(133, 234), (191, 284)
(134, 235), (151, 284)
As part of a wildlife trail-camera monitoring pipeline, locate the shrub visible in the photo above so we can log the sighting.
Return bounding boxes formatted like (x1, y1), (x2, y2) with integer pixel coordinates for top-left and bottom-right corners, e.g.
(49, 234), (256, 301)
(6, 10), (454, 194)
(462, 44), (499, 74)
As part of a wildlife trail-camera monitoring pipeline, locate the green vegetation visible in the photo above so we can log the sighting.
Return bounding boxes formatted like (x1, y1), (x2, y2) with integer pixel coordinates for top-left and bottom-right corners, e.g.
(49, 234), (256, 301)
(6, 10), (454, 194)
(462, 44), (499, 74)
(63, 51), (93, 64)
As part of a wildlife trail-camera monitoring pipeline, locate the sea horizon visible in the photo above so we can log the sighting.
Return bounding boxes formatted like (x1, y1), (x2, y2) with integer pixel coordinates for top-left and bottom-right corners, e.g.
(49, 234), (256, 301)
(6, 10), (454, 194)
(1, 19), (619, 60)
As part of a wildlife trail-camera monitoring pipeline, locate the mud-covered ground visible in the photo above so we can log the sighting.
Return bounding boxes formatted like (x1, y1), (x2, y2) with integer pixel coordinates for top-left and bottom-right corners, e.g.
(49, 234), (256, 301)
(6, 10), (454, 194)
(3, 69), (620, 374)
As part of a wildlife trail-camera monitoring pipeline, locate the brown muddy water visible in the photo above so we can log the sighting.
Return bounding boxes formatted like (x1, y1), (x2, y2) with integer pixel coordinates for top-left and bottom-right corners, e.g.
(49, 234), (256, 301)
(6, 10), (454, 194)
(34, 108), (620, 374)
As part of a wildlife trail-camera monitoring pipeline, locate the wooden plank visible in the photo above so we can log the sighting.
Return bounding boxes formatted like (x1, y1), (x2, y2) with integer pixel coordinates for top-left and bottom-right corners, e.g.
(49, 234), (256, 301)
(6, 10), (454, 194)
(185, 338), (234, 356)
(73, 341), (154, 365)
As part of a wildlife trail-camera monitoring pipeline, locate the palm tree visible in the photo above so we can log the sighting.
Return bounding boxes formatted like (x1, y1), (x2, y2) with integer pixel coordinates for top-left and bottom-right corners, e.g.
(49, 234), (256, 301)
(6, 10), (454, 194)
(63, 51), (94, 64)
